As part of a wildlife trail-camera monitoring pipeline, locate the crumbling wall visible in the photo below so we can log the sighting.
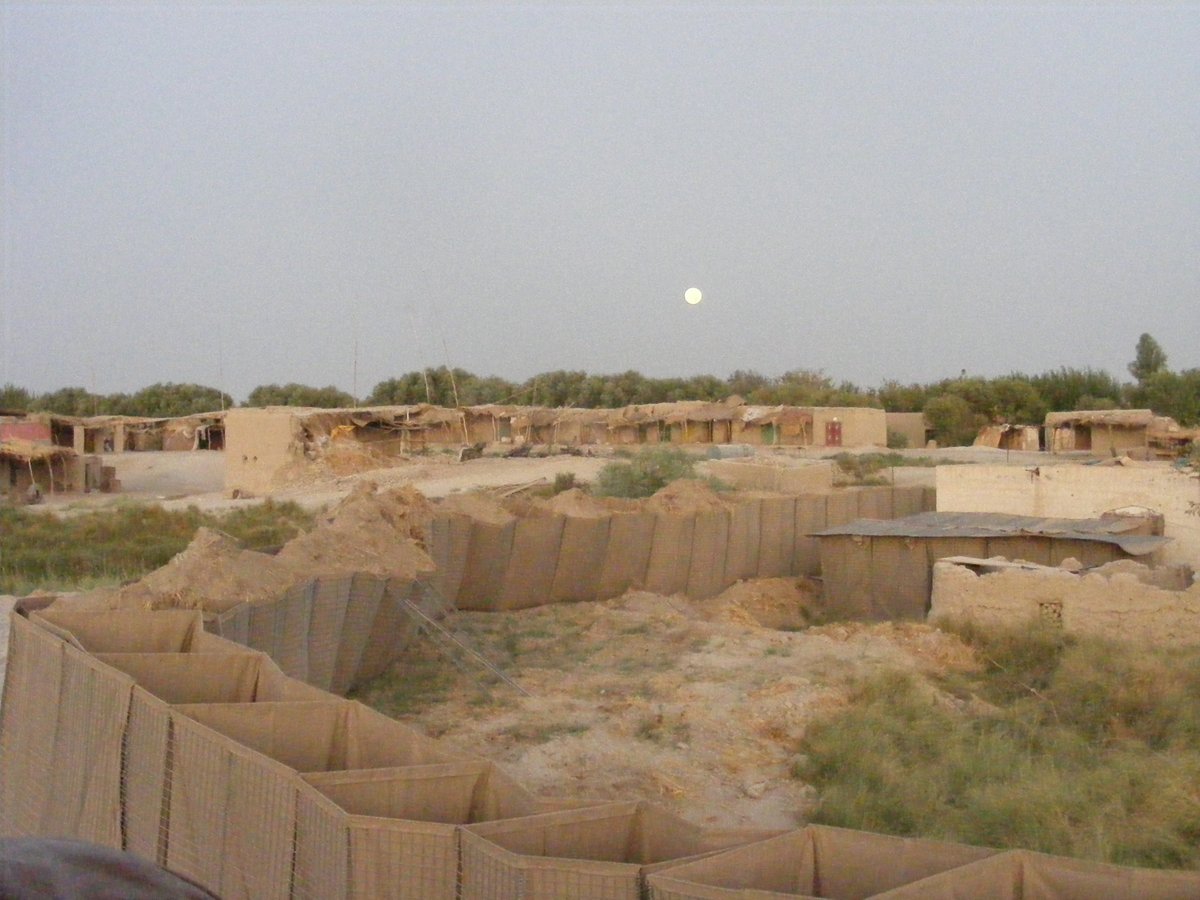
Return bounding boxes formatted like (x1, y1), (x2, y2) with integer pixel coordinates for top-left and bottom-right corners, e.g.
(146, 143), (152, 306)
(930, 559), (1200, 645)
(937, 463), (1200, 566)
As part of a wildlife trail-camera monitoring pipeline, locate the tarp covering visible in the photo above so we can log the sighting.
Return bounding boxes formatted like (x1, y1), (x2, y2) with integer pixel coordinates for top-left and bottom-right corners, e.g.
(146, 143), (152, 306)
(647, 825), (995, 899)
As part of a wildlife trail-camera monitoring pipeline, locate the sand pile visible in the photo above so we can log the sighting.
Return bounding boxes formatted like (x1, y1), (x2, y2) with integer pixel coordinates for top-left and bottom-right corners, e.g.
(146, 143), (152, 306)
(645, 480), (728, 514)
(538, 488), (615, 518)
(696, 578), (820, 630)
(437, 492), (514, 524)
(54, 484), (437, 615)
(276, 482), (435, 579)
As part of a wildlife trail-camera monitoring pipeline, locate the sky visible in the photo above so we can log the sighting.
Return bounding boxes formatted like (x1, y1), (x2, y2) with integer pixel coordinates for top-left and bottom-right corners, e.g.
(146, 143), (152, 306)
(2, 3), (1197, 401)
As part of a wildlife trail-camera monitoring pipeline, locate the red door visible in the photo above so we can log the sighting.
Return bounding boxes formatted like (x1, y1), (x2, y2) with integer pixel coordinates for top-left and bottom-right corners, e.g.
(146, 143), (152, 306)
(825, 420), (843, 447)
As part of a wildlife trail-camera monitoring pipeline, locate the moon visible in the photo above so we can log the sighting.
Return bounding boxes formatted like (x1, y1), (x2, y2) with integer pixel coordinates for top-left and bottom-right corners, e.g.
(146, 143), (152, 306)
(684, 287), (703, 305)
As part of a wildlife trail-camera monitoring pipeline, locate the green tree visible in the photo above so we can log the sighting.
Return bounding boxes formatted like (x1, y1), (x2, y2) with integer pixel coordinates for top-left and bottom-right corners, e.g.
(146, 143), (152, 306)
(1140, 370), (1200, 426)
(0, 384), (34, 412)
(923, 394), (981, 447)
(246, 383), (355, 408)
(1129, 333), (1168, 384)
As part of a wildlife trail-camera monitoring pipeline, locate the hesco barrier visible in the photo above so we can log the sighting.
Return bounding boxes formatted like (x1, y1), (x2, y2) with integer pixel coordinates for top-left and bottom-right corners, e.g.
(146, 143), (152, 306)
(3, 608), (1199, 899)
(430, 484), (936, 610)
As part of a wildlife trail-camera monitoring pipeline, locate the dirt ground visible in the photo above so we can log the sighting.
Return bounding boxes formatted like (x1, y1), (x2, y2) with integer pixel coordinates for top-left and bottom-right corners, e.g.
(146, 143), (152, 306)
(353, 579), (980, 831)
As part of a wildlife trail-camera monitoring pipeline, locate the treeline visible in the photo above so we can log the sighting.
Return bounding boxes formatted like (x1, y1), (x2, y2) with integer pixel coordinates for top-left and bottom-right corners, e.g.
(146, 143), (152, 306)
(3, 335), (1196, 443)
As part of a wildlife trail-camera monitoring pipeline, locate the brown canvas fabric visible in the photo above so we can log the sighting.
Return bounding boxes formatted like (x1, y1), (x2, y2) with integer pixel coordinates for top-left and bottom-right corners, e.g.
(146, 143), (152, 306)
(647, 514), (696, 596)
(329, 574), (386, 694)
(868, 538), (931, 621)
(647, 826), (994, 899)
(33, 608), (204, 653)
(550, 515), (611, 604)
(429, 511), (472, 603)
(42, 644), (133, 847)
(349, 815), (461, 900)
(175, 700), (473, 772)
(0, 614), (65, 837)
(305, 576), (355, 689)
(872, 849), (1200, 899)
(123, 687), (172, 864)
(461, 802), (764, 900)
(792, 495), (828, 576)
(688, 509), (731, 599)
(354, 580), (419, 686)
(303, 762), (490, 823)
(824, 492), (859, 529)
(724, 499), (762, 583)
(271, 580), (316, 681)
(499, 516), (566, 610)
(293, 783), (350, 900)
(597, 512), (657, 597)
(757, 496), (797, 578)
(96, 652), (328, 704)
(458, 519), (517, 611)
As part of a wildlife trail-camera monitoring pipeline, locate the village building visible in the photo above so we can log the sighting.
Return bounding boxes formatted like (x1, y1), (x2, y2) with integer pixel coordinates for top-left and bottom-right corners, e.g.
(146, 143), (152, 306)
(973, 422), (1041, 451)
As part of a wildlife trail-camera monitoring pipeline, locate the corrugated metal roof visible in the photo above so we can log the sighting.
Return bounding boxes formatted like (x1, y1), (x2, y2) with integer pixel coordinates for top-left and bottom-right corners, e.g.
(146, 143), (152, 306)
(812, 511), (1170, 555)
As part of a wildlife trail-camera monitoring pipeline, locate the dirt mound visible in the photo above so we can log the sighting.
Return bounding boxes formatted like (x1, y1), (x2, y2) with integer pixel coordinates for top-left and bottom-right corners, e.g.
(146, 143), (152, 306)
(539, 488), (613, 518)
(437, 492), (515, 524)
(645, 479), (728, 514)
(56, 483), (436, 615)
(276, 482), (436, 580)
(697, 578), (820, 629)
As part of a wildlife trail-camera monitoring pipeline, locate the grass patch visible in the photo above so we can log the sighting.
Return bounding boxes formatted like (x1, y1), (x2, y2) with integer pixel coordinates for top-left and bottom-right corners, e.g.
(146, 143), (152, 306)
(498, 721), (590, 743)
(796, 627), (1200, 869)
(0, 500), (313, 594)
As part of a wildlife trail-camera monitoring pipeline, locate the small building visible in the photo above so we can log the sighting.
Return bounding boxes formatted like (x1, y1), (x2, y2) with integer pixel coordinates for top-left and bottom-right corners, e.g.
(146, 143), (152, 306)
(0, 439), (83, 500)
(812, 511), (1170, 622)
(1044, 409), (1156, 456)
(974, 423), (1041, 451)
(885, 411), (929, 449)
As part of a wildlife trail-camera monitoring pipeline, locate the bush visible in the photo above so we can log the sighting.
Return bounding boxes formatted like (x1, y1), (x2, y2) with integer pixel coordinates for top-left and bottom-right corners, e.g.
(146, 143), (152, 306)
(594, 447), (701, 498)
(886, 429), (909, 450)
(798, 628), (1200, 868)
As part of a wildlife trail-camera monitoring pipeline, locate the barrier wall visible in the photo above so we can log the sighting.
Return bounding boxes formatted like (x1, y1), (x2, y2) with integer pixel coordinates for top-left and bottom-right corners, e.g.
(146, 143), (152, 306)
(437, 485), (934, 610)
(930, 559), (1200, 645)
(3, 609), (1198, 899)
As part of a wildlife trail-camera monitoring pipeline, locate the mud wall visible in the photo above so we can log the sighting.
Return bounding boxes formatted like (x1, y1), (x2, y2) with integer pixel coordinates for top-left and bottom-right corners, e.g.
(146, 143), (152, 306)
(930, 559), (1200, 645)
(224, 407), (302, 494)
(885, 412), (927, 449)
(702, 459), (835, 493)
(811, 406), (887, 448)
(431, 485), (935, 610)
(936, 463), (1200, 566)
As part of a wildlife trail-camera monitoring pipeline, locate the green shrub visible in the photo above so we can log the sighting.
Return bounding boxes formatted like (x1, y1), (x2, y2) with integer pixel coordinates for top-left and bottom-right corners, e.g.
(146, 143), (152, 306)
(798, 629), (1200, 868)
(594, 447), (701, 498)
(886, 429), (909, 450)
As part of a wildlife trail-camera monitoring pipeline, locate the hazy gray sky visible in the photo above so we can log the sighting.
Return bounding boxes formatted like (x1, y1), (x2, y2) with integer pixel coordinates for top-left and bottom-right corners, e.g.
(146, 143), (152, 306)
(3, 3), (1197, 400)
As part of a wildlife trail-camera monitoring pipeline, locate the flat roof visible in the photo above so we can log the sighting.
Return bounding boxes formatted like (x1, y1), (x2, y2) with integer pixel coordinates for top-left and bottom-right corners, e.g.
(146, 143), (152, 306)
(813, 511), (1170, 556)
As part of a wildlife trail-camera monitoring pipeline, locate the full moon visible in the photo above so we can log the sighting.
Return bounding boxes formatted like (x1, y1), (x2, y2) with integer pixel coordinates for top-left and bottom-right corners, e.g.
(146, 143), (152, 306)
(684, 287), (703, 305)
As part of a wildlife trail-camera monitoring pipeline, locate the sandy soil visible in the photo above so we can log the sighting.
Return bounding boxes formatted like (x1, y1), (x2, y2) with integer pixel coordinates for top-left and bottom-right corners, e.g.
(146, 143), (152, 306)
(357, 580), (980, 831)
